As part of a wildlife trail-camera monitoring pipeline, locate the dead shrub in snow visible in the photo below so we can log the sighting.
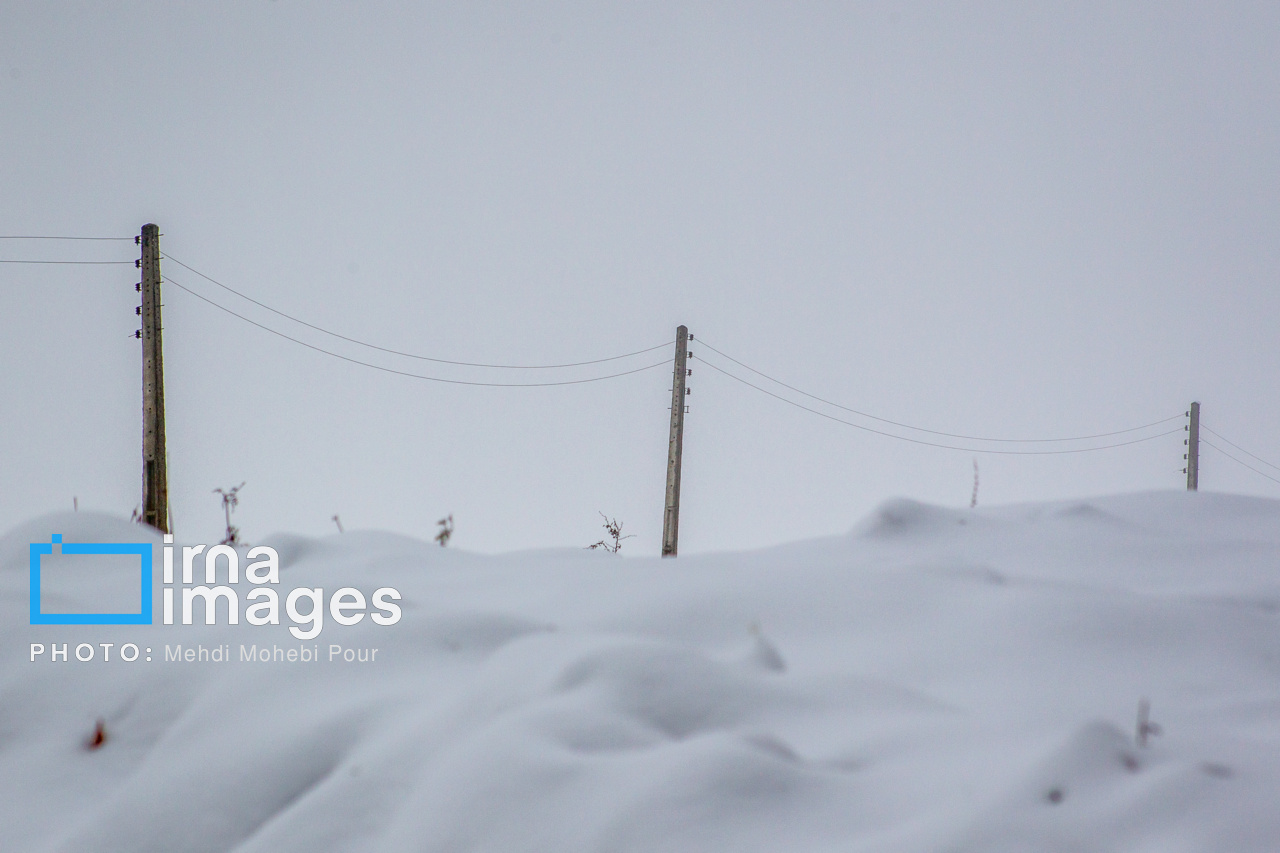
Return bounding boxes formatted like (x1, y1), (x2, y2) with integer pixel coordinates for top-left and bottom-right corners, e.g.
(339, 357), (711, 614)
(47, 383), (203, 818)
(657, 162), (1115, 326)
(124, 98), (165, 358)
(214, 482), (245, 546)
(588, 513), (634, 554)
(435, 515), (454, 547)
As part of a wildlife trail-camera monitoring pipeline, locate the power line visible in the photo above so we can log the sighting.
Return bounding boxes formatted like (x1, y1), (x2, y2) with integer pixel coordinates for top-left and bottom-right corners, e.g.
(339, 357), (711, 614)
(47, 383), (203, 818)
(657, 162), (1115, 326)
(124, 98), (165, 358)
(0, 235), (132, 241)
(1201, 425), (1280, 473)
(0, 259), (133, 264)
(697, 339), (1182, 443)
(698, 357), (1182, 455)
(1200, 439), (1280, 487)
(164, 275), (671, 388)
(161, 253), (671, 369)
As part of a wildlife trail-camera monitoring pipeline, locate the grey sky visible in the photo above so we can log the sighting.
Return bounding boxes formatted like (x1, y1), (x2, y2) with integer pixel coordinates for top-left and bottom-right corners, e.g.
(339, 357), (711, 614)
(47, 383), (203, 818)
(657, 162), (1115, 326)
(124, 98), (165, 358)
(3, 2), (1278, 554)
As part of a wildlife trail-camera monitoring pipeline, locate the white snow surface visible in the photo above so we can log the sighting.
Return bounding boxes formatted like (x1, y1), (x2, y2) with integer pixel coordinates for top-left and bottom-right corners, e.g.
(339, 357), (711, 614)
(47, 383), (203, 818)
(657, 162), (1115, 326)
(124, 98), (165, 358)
(3, 491), (1279, 852)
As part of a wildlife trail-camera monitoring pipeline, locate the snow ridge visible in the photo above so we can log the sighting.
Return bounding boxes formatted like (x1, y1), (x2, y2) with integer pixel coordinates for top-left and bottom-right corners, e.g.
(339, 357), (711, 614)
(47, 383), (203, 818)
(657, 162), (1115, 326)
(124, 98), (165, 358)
(2, 491), (1278, 851)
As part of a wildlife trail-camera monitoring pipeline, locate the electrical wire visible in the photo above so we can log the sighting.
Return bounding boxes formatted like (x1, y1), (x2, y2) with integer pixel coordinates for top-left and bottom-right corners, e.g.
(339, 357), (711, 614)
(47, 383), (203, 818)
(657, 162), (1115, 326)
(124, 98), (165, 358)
(1200, 439), (1280, 486)
(0, 235), (132, 241)
(161, 253), (671, 369)
(1201, 425), (1280, 473)
(163, 275), (670, 388)
(698, 357), (1183, 455)
(696, 339), (1182, 443)
(0, 259), (133, 264)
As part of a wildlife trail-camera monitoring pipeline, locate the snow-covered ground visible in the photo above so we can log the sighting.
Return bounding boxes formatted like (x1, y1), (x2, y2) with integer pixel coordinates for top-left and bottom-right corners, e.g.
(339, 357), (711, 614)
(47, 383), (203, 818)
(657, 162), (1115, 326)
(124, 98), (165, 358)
(3, 491), (1279, 852)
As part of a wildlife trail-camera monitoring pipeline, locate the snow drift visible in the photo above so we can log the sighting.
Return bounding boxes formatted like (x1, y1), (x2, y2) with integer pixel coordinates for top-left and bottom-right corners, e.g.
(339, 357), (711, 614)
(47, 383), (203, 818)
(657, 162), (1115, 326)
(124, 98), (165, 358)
(2, 491), (1278, 851)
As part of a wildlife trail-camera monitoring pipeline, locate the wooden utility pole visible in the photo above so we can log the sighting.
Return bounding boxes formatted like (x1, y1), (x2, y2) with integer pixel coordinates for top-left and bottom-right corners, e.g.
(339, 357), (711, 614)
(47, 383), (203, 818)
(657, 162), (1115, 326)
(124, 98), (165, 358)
(1185, 401), (1200, 492)
(139, 224), (169, 532)
(662, 325), (689, 557)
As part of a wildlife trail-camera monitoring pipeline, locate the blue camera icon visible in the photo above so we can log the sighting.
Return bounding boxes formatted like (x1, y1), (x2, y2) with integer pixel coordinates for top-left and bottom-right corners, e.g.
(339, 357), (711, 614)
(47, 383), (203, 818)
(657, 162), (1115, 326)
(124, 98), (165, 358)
(29, 535), (153, 625)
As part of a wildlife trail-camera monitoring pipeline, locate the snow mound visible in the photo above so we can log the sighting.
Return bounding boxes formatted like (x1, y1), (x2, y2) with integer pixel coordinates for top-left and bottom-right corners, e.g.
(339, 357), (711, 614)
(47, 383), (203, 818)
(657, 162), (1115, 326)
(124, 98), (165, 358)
(948, 720), (1265, 853)
(3, 492), (1280, 851)
(853, 497), (971, 539)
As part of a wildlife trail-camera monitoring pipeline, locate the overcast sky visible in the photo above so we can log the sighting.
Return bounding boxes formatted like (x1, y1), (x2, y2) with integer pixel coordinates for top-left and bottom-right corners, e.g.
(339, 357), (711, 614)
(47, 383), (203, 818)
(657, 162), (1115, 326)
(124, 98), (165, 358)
(3, 2), (1278, 554)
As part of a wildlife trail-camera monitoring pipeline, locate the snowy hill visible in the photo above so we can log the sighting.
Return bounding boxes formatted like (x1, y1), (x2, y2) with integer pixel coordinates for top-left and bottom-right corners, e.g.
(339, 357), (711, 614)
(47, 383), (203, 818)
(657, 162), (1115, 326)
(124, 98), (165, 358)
(3, 491), (1279, 852)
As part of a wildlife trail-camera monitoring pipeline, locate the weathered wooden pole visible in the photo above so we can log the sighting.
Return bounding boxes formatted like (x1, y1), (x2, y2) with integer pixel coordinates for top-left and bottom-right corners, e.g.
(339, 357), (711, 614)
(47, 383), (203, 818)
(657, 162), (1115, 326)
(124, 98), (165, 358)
(139, 223), (169, 532)
(1185, 401), (1199, 491)
(662, 325), (689, 557)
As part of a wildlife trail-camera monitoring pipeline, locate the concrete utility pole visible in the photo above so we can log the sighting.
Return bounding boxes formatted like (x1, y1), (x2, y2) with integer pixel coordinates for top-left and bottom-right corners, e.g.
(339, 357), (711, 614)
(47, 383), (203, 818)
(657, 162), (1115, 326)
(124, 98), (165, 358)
(1185, 401), (1200, 492)
(662, 325), (690, 557)
(139, 224), (169, 532)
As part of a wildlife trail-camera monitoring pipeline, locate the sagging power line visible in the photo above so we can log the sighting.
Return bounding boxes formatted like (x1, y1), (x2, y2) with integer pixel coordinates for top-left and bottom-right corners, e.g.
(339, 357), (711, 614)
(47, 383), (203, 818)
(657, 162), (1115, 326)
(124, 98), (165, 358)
(1201, 441), (1280, 486)
(1196, 418), (1280, 487)
(695, 347), (1182, 455)
(123, 224), (675, 538)
(0, 235), (133, 241)
(0, 259), (134, 264)
(161, 252), (671, 370)
(164, 274), (671, 387)
(696, 338), (1183, 445)
(1202, 425), (1280, 473)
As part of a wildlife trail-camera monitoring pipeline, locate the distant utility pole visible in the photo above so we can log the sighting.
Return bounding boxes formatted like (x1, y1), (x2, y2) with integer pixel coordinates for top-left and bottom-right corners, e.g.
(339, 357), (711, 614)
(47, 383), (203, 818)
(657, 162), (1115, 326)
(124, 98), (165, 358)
(1185, 401), (1200, 492)
(138, 223), (169, 532)
(662, 325), (690, 557)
